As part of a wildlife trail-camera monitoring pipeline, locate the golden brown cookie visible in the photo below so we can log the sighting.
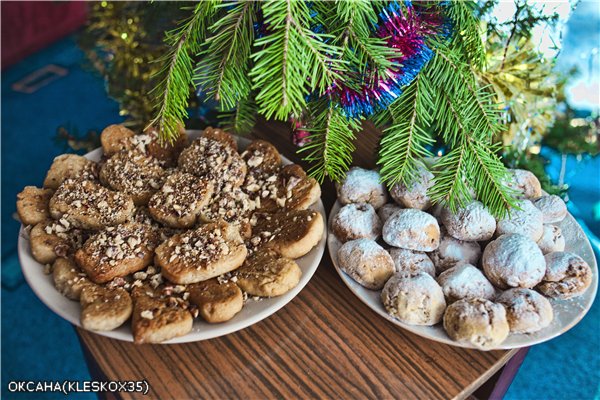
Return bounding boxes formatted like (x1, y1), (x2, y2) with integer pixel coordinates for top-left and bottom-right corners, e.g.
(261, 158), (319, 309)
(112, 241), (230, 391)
(16, 186), (53, 226)
(43, 154), (97, 189)
(131, 285), (193, 344)
(241, 139), (281, 173)
(49, 178), (134, 230)
(143, 125), (189, 167)
(537, 252), (592, 299)
(338, 239), (394, 290)
(201, 127), (238, 151)
(52, 257), (92, 300)
(235, 249), (301, 297)
(29, 220), (85, 264)
(80, 285), (132, 331)
(155, 220), (247, 284)
(75, 223), (160, 284)
(100, 150), (166, 205)
(148, 171), (214, 228)
(100, 124), (136, 157)
(250, 209), (324, 259)
(188, 278), (243, 323)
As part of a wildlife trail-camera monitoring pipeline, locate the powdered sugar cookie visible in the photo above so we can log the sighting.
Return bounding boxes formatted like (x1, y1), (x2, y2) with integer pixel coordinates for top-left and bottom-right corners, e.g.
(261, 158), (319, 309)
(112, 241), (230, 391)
(537, 224), (565, 254)
(482, 234), (546, 289)
(377, 203), (403, 223)
(441, 201), (496, 241)
(389, 164), (434, 210)
(381, 272), (446, 326)
(533, 195), (567, 224)
(443, 298), (509, 349)
(430, 228), (482, 273)
(497, 288), (553, 334)
(337, 239), (394, 290)
(436, 264), (495, 304)
(382, 209), (440, 251)
(537, 252), (592, 299)
(495, 199), (544, 241)
(388, 248), (435, 277)
(506, 169), (542, 199)
(331, 203), (382, 243)
(336, 167), (387, 210)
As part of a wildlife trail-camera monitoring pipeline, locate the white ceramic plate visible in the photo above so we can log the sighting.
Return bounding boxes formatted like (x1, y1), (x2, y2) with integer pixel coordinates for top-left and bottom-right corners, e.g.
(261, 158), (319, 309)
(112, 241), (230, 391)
(18, 131), (327, 343)
(328, 200), (598, 350)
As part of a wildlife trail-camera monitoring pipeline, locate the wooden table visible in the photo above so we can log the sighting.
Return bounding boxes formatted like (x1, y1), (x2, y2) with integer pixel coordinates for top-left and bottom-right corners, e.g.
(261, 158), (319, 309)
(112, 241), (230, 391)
(77, 120), (522, 399)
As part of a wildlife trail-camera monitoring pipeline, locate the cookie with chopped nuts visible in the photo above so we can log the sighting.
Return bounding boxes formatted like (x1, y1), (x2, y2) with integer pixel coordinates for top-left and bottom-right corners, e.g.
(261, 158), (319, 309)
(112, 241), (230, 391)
(241, 139), (281, 173)
(16, 186), (53, 226)
(29, 220), (85, 264)
(188, 278), (243, 323)
(201, 127), (238, 152)
(155, 220), (247, 284)
(236, 249), (301, 297)
(49, 179), (135, 230)
(75, 223), (160, 284)
(250, 209), (324, 259)
(131, 285), (193, 344)
(201, 188), (254, 237)
(43, 154), (97, 189)
(53, 257), (92, 300)
(178, 136), (247, 190)
(100, 124), (136, 157)
(80, 284), (132, 331)
(143, 125), (189, 167)
(148, 171), (214, 229)
(100, 150), (165, 205)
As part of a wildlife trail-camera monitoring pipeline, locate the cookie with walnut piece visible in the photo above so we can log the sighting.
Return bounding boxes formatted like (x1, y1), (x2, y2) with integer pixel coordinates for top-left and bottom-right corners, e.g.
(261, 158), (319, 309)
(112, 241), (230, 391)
(389, 163), (434, 210)
(143, 125), (189, 167)
(75, 223), (160, 284)
(52, 257), (92, 300)
(241, 139), (282, 173)
(331, 203), (382, 243)
(43, 154), (97, 190)
(80, 284), (132, 331)
(131, 285), (193, 344)
(100, 124), (135, 157)
(100, 150), (166, 205)
(250, 209), (324, 259)
(336, 167), (388, 210)
(382, 209), (440, 252)
(338, 239), (394, 290)
(497, 288), (553, 334)
(533, 195), (567, 224)
(495, 199), (544, 241)
(537, 252), (592, 300)
(201, 126), (238, 152)
(16, 186), (53, 226)
(29, 220), (85, 264)
(235, 249), (301, 297)
(49, 178), (134, 230)
(188, 278), (243, 323)
(148, 171), (214, 229)
(155, 220), (247, 284)
(537, 224), (565, 254)
(505, 169), (542, 199)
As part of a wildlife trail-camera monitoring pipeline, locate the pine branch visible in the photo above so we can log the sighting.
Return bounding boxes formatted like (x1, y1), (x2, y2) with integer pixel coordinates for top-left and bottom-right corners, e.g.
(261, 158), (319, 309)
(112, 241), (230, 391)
(148, 2), (220, 143)
(299, 97), (359, 182)
(377, 74), (435, 186)
(218, 95), (257, 135)
(447, 0), (486, 69)
(249, 0), (345, 120)
(195, 1), (256, 110)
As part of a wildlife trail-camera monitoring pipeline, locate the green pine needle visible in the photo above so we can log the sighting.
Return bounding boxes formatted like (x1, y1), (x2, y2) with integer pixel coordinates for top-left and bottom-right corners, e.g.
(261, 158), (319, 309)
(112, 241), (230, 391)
(148, 2), (219, 143)
(218, 95), (257, 135)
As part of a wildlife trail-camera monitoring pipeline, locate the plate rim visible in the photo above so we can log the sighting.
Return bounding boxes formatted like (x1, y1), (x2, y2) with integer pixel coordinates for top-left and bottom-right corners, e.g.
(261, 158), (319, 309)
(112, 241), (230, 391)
(327, 200), (598, 350)
(18, 131), (327, 344)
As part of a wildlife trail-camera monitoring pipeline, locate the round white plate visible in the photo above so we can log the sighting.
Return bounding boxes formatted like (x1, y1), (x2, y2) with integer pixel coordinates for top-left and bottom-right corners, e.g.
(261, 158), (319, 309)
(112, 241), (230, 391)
(328, 200), (598, 350)
(18, 131), (327, 343)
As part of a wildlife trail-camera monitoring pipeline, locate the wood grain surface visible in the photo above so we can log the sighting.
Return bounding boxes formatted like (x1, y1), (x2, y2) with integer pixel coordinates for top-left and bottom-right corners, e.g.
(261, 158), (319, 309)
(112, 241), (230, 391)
(77, 119), (518, 400)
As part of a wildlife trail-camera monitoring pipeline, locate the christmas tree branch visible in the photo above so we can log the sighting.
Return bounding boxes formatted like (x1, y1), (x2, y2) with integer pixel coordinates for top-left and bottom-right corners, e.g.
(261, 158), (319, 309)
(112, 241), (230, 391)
(219, 95), (257, 136)
(148, 2), (219, 143)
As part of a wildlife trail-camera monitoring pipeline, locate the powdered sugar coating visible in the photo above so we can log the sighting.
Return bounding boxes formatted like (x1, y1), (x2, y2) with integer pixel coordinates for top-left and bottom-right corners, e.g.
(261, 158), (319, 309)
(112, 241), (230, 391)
(381, 272), (446, 325)
(388, 248), (435, 277)
(443, 298), (509, 349)
(436, 264), (495, 304)
(331, 203), (382, 243)
(533, 195), (567, 224)
(495, 199), (544, 241)
(335, 167), (388, 210)
(430, 228), (482, 274)
(482, 234), (546, 289)
(441, 201), (496, 241)
(506, 169), (542, 199)
(537, 224), (565, 254)
(337, 239), (394, 290)
(497, 288), (553, 334)
(389, 164), (434, 210)
(377, 203), (403, 223)
(383, 209), (440, 251)
(537, 252), (592, 299)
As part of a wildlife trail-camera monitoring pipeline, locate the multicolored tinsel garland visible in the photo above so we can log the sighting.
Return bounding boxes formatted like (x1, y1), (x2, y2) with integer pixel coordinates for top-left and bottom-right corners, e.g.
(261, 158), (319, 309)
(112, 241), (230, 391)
(334, 1), (446, 118)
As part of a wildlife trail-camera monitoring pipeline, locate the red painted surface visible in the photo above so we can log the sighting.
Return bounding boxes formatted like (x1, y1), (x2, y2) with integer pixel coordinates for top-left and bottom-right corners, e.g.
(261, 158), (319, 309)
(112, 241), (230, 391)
(1, 1), (88, 69)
